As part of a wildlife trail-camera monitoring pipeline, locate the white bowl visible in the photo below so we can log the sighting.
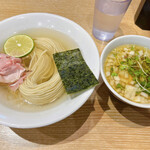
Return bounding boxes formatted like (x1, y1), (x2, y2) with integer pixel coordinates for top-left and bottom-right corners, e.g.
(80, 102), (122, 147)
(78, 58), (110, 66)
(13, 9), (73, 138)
(100, 35), (150, 108)
(0, 13), (99, 128)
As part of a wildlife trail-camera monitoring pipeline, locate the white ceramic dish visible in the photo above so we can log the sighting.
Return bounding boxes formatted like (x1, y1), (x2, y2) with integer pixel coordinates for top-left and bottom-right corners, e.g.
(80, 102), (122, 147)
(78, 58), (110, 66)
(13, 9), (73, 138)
(0, 13), (99, 128)
(100, 35), (150, 108)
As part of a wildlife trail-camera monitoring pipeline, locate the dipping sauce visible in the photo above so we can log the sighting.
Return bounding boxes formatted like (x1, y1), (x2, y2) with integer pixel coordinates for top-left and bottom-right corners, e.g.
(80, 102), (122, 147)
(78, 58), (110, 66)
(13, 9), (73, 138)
(104, 44), (150, 104)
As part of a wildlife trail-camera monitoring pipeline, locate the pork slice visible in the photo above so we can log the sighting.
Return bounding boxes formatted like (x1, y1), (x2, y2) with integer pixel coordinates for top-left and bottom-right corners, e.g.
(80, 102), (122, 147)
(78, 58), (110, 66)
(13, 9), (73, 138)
(0, 53), (26, 90)
(9, 73), (26, 91)
(0, 53), (21, 70)
(0, 63), (25, 76)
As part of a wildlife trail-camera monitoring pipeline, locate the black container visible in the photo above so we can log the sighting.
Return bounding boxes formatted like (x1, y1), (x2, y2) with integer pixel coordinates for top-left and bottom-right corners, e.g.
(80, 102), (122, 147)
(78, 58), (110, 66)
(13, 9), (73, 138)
(135, 0), (150, 30)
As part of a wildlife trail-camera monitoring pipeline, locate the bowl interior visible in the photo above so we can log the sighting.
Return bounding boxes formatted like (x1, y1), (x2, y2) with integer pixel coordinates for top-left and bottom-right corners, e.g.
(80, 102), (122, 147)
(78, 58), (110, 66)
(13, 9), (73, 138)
(0, 13), (99, 128)
(101, 35), (150, 108)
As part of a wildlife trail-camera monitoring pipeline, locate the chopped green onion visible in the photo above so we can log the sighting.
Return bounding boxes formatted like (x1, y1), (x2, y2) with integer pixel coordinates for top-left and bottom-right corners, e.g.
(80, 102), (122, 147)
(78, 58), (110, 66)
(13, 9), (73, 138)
(146, 57), (150, 63)
(111, 72), (118, 76)
(119, 65), (128, 70)
(116, 83), (124, 89)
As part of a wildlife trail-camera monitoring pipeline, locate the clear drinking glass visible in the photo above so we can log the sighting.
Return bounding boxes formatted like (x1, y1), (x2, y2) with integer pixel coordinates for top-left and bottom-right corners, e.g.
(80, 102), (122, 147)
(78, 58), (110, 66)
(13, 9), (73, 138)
(92, 0), (132, 41)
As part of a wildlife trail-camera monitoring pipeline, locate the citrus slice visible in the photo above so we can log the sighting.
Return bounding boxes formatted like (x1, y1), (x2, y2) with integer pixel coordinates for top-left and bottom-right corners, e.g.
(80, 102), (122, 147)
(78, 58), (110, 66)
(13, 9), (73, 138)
(4, 34), (34, 57)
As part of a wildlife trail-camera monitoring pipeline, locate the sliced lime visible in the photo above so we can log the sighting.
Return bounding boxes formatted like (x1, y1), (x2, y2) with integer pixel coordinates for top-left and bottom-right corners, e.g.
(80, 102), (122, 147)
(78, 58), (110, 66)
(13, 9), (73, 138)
(4, 34), (34, 57)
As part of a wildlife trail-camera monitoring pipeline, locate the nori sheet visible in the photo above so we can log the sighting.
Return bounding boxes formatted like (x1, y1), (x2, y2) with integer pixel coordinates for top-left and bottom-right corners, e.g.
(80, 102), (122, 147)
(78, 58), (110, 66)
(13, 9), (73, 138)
(53, 49), (99, 94)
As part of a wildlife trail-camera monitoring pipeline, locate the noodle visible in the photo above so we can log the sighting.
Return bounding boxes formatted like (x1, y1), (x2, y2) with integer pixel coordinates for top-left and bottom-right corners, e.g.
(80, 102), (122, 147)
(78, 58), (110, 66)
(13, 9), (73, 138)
(19, 38), (66, 105)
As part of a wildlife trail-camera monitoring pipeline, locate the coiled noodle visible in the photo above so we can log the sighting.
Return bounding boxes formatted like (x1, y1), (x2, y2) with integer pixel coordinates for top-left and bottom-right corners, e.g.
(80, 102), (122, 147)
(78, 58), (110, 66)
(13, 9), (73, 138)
(19, 37), (65, 105)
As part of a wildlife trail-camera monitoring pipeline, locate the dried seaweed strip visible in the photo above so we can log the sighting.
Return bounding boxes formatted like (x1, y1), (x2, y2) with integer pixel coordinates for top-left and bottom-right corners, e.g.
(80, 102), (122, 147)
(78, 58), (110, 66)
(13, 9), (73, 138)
(53, 49), (99, 94)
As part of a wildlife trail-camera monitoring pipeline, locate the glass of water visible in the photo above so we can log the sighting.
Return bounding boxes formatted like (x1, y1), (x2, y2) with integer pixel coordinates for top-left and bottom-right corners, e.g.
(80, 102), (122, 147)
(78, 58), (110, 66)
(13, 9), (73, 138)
(92, 0), (132, 41)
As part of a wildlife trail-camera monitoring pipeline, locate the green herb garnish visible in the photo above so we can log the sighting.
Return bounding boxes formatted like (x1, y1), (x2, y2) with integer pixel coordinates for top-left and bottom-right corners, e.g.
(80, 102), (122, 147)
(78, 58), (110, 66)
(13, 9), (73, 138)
(146, 57), (150, 63)
(119, 65), (128, 70)
(116, 83), (124, 90)
(111, 72), (118, 76)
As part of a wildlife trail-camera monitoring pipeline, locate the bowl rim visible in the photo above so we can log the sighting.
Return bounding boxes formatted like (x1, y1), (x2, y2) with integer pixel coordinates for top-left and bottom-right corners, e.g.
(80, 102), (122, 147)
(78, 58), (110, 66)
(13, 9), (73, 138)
(100, 35), (150, 108)
(0, 13), (100, 128)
